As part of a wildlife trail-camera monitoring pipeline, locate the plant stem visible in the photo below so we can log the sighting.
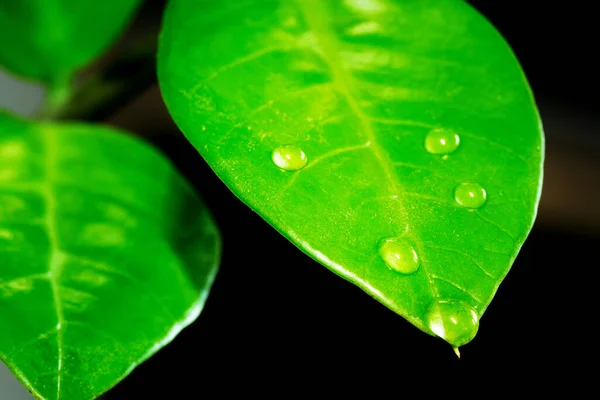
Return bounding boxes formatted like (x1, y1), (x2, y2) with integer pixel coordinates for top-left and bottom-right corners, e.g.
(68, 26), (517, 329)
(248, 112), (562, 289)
(35, 32), (157, 122)
(38, 75), (72, 120)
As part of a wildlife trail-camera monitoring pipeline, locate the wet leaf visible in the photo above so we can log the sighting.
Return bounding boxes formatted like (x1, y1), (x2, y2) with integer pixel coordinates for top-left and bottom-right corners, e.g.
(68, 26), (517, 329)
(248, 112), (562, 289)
(0, 0), (141, 83)
(158, 0), (543, 348)
(0, 111), (220, 399)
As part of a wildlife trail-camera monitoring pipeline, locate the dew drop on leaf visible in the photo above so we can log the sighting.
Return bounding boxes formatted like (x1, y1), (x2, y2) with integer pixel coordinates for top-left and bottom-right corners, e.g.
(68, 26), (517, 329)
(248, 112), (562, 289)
(454, 182), (487, 208)
(378, 238), (419, 274)
(424, 128), (460, 155)
(272, 145), (308, 171)
(427, 299), (479, 347)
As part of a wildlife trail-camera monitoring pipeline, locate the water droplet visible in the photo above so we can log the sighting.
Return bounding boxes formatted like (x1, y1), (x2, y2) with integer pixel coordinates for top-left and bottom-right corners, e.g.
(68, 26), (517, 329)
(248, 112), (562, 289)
(425, 129), (460, 155)
(272, 145), (307, 171)
(427, 300), (479, 347)
(201, 125), (207, 132)
(454, 182), (487, 208)
(378, 238), (419, 274)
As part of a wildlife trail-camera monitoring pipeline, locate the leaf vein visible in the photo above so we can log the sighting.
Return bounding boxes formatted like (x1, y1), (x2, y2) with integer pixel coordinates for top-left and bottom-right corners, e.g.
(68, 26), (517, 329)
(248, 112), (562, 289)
(475, 211), (515, 240)
(368, 117), (436, 129)
(296, 0), (439, 299)
(423, 244), (496, 280)
(430, 274), (482, 303)
(281, 142), (372, 191)
(221, 82), (333, 140)
(41, 127), (64, 399)
(460, 131), (530, 164)
(63, 253), (177, 321)
(189, 46), (288, 89)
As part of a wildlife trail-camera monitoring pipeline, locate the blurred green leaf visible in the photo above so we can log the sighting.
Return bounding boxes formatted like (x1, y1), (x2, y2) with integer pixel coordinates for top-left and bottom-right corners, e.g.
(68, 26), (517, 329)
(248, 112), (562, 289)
(158, 0), (543, 349)
(0, 0), (141, 83)
(0, 111), (220, 399)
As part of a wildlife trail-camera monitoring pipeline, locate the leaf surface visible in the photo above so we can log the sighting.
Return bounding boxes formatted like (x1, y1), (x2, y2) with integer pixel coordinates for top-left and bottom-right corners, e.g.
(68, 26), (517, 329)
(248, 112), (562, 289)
(0, 0), (141, 83)
(158, 0), (543, 347)
(0, 111), (220, 399)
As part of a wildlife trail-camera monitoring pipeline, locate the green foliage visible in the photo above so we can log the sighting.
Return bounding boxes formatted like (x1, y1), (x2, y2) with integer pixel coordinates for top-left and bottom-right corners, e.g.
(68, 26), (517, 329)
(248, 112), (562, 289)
(0, 0), (545, 398)
(158, 0), (543, 348)
(0, 112), (220, 399)
(0, 0), (141, 83)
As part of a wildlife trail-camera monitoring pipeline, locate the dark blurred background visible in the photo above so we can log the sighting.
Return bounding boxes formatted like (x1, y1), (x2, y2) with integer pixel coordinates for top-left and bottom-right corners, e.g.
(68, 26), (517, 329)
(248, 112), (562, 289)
(1, 0), (598, 397)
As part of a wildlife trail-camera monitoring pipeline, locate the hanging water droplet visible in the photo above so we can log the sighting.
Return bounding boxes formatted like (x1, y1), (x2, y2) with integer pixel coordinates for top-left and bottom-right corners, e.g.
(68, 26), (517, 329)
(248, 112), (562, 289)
(378, 238), (419, 274)
(425, 129), (460, 155)
(427, 300), (479, 347)
(272, 145), (307, 171)
(454, 182), (487, 208)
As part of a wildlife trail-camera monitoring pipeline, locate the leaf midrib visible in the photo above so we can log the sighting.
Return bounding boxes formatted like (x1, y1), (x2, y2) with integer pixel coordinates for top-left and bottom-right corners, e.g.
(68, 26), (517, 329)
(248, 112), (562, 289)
(294, 0), (438, 305)
(41, 126), (65, 400)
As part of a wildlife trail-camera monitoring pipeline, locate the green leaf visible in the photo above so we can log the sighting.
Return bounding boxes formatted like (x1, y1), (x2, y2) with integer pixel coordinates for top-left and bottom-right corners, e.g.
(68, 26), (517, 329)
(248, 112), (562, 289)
(0, 111), (220, 399)
(0, 0), (141, 83)
(158, 0), (543, 349)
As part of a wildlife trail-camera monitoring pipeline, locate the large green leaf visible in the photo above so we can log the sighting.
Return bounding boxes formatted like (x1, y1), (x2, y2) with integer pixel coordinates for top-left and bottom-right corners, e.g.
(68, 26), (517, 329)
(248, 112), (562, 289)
(0, 111), (220, 399)
(158, 0), (543, 349)
(0, 0), (141, 83)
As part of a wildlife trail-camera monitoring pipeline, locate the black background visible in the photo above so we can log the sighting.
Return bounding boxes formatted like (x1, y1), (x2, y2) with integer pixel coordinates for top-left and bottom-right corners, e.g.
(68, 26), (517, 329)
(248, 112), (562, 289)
(94, 0), (599, 396)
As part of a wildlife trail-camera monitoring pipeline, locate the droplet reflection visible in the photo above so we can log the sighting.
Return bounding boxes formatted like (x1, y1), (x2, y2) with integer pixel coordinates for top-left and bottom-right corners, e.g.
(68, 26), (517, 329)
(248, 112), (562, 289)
(272, 145), (308, 171)
(454, 182), (487, 208)
(378, 238), (419, 274)
(427, 299), (479, 347)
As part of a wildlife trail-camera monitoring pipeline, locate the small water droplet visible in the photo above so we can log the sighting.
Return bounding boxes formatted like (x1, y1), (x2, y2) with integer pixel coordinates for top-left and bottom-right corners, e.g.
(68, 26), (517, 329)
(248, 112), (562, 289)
(378, 238), (419, 274)
(427, 300), (479, 347)
(201, 125), (207, 132)
(272, 145), (308, 171)
(454, 182), (487, 208)
(425, 129), (460, 155)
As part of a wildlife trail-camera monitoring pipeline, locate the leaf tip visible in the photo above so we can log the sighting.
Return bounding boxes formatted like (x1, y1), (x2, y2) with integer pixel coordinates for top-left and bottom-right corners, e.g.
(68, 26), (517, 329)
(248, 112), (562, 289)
(453, 346), (461, 359)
